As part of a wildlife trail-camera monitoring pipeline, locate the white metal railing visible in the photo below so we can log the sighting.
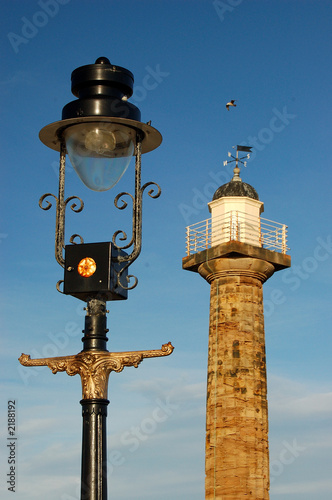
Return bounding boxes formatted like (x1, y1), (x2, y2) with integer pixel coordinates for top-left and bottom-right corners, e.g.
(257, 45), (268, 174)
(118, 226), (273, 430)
(185, 211), (289, 256)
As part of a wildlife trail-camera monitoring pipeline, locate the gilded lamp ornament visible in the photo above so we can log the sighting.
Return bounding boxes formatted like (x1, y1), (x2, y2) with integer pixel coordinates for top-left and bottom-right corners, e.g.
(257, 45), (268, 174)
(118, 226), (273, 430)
(19, 342), (174, 400)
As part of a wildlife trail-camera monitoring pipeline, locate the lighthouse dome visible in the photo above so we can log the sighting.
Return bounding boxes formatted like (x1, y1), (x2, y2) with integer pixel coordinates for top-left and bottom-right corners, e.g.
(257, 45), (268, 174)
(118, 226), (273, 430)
(212, 180), (259, 201)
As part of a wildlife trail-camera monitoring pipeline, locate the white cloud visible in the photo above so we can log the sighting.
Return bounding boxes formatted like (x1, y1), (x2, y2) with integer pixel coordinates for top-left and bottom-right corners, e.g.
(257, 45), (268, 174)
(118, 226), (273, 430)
(268, 374), (332, 419)
(273, 478), (332, 495)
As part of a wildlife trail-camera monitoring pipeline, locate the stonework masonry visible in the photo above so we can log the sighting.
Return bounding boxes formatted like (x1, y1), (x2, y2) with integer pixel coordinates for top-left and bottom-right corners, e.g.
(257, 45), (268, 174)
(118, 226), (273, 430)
(199, 258), (274, 499)
(183, 242), (290, 499)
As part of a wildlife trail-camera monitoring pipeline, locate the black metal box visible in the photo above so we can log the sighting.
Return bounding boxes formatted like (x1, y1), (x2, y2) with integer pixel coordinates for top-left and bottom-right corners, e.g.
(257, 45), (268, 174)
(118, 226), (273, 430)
(64, 242), (128, 301)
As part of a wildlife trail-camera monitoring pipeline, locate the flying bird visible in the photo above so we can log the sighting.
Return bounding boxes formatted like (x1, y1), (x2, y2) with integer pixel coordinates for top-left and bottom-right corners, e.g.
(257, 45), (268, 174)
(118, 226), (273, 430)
(226, 100), (237, 111)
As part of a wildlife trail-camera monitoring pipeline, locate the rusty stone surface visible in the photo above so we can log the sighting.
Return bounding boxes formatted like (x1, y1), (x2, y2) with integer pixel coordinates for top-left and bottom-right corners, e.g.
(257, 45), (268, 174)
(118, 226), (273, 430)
(200, 258), (273, 500)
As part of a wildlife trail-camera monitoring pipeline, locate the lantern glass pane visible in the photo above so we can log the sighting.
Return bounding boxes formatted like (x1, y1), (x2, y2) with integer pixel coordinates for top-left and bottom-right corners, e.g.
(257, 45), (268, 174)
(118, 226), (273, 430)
(64, 123), (135, 191)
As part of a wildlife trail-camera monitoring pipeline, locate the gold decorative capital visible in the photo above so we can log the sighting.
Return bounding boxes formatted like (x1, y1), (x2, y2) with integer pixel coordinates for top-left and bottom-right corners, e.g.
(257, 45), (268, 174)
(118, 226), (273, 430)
(19, 342), (174, 399)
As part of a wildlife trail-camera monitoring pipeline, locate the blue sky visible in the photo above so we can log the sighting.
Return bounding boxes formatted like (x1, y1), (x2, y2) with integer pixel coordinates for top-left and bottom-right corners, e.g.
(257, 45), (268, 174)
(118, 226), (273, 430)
(1, 0), (332, 498)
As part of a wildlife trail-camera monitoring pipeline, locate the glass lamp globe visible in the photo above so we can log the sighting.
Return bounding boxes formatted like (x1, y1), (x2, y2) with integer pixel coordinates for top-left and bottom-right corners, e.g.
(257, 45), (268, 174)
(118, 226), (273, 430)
(64, 123), (136, 191)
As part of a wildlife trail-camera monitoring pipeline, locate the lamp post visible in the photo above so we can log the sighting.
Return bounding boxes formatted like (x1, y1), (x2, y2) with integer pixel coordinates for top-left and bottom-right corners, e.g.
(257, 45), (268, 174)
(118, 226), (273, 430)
(19, 57), (173, 500)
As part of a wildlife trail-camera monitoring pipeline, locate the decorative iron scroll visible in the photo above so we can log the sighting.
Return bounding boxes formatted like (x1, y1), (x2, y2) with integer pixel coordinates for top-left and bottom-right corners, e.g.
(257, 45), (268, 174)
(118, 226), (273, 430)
(40, 138), (161, 292)
(39, 142), (84, 268)
(112, 140), (161, 290)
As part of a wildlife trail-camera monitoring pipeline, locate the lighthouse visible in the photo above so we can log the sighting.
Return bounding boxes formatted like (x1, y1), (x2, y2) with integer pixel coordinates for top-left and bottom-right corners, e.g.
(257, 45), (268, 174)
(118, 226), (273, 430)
(183, 146), (291, 499)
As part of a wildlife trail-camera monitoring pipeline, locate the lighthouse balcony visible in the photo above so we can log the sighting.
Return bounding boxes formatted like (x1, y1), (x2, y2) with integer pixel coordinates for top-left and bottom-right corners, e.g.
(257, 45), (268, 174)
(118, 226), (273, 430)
(185, 210), (289, 256)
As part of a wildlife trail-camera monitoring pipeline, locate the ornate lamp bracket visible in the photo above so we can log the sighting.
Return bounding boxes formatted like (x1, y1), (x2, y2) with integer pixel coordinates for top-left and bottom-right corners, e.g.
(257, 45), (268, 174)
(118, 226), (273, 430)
(112, 138), (161, 290)
(19, 342), (174, 400)
(39, 142), (84, 268)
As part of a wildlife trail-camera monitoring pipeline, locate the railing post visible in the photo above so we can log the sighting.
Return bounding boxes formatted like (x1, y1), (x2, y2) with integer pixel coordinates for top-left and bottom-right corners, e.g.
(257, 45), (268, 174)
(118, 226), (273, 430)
(186, 226), (190, 255)
(282, 225), (287, 254)
(206, 219), (209, 249)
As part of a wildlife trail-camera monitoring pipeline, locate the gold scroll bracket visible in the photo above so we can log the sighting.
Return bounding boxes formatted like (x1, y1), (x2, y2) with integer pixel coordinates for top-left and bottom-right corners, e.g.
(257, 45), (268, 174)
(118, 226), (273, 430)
(19, 342), (174, 400)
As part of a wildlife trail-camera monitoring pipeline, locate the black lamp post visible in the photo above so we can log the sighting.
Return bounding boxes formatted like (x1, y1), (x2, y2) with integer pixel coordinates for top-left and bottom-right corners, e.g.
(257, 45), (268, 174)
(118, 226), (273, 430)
(19, 57), (173, 500)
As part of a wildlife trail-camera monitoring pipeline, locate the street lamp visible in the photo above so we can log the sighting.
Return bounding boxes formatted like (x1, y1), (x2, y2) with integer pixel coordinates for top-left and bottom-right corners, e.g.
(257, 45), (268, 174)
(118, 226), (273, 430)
(19, 57), (174, 500)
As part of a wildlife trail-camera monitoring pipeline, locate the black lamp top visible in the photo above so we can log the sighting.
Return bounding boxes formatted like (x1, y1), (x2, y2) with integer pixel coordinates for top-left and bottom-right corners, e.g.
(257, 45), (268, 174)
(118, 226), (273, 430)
(40, 57), (162, 154)
(61, 56), (140, 122)
(95, 57), (111, 64)
(70, 56), (135, 99)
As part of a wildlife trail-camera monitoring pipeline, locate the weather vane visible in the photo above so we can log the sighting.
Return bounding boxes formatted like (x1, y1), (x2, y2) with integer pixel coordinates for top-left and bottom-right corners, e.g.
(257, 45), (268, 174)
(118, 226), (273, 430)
(223, 145), (252, 179)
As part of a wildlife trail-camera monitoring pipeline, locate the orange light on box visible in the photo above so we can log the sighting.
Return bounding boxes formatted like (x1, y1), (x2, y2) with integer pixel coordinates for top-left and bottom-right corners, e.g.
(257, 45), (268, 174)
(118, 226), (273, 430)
(77, 257), (97, 278)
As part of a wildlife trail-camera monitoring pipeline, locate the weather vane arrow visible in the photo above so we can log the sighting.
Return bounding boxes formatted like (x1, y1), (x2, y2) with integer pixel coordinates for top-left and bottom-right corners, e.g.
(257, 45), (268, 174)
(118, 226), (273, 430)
(223, 145), (252, 167)
(223, 145), (252, 181)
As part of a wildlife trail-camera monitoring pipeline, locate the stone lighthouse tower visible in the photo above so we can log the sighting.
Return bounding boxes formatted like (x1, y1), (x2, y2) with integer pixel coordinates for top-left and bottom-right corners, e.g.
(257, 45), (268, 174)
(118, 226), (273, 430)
(182, 147), (291, 499)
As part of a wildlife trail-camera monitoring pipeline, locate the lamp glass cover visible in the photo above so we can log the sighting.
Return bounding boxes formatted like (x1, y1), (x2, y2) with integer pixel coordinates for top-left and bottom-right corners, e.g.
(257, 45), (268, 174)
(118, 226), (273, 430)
(77, 257), (97, 278)
(64, 123), (135, 191)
